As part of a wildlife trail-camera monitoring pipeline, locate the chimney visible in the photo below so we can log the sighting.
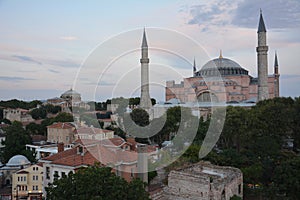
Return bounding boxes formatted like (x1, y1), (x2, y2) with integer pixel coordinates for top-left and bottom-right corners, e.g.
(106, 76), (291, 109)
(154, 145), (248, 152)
(137, 144), (148, 183)
(57, 142), (64, 153)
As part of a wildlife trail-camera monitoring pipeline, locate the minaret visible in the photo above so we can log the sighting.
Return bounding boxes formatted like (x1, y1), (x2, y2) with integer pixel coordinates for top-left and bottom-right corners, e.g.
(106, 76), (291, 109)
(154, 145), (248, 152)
(137, 144), (148, 183)
(274, 51), (280, 97)
(140, 28), (152, 109)
(193, 58), (197, 77)
(256, 9), (269, 101)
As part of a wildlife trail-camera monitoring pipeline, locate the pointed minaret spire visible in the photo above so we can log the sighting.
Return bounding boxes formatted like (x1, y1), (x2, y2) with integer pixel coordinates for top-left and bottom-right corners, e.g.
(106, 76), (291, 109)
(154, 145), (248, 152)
(193, 57), (197, 77)
(274, 51), (279, 68)
(258, 9), (267, 33)
(142, 27), (148, 48)
(274, 51), (280, 97)
(219, 49), (223, 59)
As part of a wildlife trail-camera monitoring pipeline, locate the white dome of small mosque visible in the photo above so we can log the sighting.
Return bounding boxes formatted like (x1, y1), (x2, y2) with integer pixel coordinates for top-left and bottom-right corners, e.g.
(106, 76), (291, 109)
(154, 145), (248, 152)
(6, 155), (30, 167)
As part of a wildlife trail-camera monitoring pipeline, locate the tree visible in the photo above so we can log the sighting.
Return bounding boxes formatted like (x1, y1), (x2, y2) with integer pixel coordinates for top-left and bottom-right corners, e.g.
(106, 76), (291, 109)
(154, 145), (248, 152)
(219, 106), (249, 152)
(273, 157), (300, 199)
(30, 107), (47, 119)
(26, 122), (44, 135)
(130, 108), (149, 127)
(230, 195), (242, 200)
(46, 165), (149, 200)
(51, 112), (74, 123)
(0, 99), (42, 109)
(1, 121), (35, 163)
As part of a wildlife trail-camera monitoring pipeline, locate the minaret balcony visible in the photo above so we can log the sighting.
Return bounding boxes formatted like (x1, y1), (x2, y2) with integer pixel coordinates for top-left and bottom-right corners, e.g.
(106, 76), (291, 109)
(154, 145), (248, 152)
(140, 58), (149, 63)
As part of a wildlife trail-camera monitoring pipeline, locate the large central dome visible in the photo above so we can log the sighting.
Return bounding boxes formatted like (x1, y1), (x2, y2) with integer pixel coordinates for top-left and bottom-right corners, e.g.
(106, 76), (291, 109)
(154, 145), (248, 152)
(195, 56), (248, 77)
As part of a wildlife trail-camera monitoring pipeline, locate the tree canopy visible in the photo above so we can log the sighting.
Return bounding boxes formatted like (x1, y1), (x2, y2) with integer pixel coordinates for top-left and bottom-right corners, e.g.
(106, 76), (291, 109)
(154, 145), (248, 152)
(164, 97), (300, 199)
(46, 165), (150, 200)
(1, 121), (35, 163)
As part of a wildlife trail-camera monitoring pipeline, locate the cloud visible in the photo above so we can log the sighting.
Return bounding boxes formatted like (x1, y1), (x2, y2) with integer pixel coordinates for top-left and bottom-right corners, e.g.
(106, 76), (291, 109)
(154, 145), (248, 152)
(12, 55), (42, 65)
(45, 59), (80, 68)
(59, 36), (78, 41)
(0, 76), (35, 82)
(79, 78), (115, 86)
(183, 0), (240, 31)
(232, 0), (300, 29)
(48, 69), (60, 73)
(0, 54), (80, 68)
(183, 0), (300, 31)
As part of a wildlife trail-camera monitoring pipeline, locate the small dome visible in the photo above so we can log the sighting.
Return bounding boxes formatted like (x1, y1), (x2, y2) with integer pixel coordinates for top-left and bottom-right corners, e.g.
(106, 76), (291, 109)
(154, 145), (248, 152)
(60, 89), (81, 99)
(196, 57), (248, 77)
(6, 155), (30, 167)
(61, 89), (80, 96)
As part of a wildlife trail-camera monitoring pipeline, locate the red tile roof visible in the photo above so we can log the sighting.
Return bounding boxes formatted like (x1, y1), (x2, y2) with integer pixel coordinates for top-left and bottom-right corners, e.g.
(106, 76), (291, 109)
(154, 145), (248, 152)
(74, 127), (113, 135)
(47, 122), (75, 129)
(42, 139), (137, 167)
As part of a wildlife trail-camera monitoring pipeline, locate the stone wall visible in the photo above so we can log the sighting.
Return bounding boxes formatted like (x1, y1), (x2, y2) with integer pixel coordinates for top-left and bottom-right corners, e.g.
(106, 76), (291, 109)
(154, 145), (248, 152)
(161, 162), (243, 200)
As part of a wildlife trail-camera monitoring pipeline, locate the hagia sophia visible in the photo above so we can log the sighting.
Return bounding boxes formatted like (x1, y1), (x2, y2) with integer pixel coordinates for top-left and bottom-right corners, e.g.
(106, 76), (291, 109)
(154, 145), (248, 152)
(165, 11), (280, 104)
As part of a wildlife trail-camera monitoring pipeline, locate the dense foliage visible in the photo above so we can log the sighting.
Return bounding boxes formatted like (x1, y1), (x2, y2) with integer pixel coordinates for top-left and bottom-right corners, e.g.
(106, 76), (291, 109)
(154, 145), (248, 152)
(0, 99), (42, 110)
(30, 104), (61, 119)
(0, 121), (35, 163)
(175, 97), (300, 199)
(46, 165), (150, 200)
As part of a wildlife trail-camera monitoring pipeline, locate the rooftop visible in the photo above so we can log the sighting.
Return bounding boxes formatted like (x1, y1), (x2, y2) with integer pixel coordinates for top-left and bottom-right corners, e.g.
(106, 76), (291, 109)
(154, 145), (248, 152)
(47, 122), (75, 129)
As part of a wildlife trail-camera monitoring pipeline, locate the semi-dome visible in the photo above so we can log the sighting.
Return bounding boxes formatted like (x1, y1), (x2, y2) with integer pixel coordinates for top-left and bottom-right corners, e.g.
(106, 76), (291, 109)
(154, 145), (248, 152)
(6, 155), (30, 167)
(195, 56), (248, 77)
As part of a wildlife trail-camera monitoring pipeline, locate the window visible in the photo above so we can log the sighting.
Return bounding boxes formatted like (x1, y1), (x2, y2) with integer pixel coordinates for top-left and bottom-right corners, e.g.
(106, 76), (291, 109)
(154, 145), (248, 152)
(46, 167), (50, 179)
(21, 177), (23, 181)
(130, 168), (134, 178)
(54, 171), (59, 180)
(33, 175), (38, 181)
(61, 172), (66, 178)
(24, 176), (26, 181)
(32, 185), (39, 190)
(238, 184), (241, 194)
(18, 177), (20, 182)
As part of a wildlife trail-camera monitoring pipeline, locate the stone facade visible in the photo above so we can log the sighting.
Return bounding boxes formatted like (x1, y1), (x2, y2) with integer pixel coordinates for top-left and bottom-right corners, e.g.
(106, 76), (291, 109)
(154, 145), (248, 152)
(46, 89), (90, 113)
(47, 122), (76, 144)
(162, 162), (243, 200)
(3, 108), (34, 123)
